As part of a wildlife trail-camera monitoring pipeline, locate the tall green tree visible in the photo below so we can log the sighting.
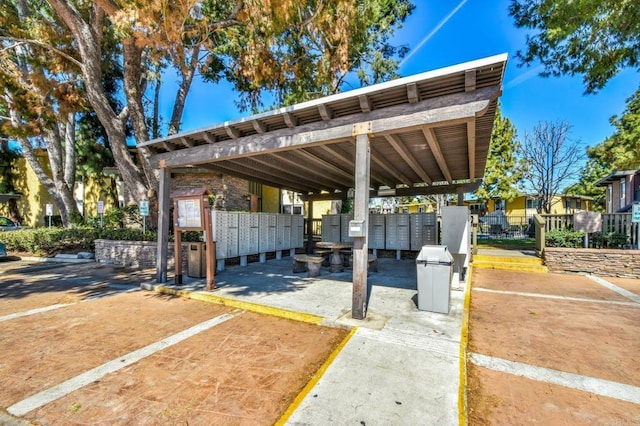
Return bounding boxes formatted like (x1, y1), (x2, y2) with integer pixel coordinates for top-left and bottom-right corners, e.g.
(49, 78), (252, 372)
(509, 0), (640, 93)
(569, 86), (640, 210)
(474, 104), (524, 204)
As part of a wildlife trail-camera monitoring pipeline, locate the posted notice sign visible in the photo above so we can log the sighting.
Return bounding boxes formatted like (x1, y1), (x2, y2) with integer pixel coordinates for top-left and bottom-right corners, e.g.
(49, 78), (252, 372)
(139, 200), (150, 216)
(45, 203), (53, 216)
(97, 201), (105, 214)
(632, 204), (640, 223)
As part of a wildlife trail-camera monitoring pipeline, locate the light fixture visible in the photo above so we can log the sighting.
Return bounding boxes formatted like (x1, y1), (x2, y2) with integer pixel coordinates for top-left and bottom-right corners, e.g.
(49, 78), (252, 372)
(377, 188), (396, 197)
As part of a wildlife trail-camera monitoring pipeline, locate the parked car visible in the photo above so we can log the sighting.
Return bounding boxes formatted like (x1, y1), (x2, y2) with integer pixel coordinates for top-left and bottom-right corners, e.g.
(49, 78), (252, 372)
(0, 216), (21, 231)
(0, 241), (6, 258)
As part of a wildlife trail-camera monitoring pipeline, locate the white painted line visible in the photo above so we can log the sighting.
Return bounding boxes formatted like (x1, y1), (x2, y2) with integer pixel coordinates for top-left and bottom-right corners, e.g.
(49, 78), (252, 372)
(586, 275), (640, 304)
(470, 353), (640, 404)
(7, 310), (241, 417)
(0, 287), (140, 323)
(473, 287), (639, 307)
(0, 304), (74, 323)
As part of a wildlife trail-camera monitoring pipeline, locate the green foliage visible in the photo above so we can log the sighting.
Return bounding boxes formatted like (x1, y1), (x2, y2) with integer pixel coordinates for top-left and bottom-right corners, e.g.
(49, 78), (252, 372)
(565, 157), (610, 212)
(509, 0), (640, 93)
(545, 229), (585, 248)
(340, 198), (353, 214)
(0, 148), (19, 193)
(0, 227), (157, 257)
(588, 87), (640, 170)
(474, 104), (524, 202)
(86, 205), (142, 229)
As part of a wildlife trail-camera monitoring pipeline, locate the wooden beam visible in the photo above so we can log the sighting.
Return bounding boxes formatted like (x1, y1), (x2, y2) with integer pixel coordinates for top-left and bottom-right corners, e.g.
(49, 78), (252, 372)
(202, 132), (216, 144)
(407, 83), (419, 104)
(369, 144), (413, 185)
(161, 141), (175, 151)
(383, 134), (433, 184)
(305, 191), (349, 201)
(149, 86), (499, 168)
(318, 104), (333, 121)
(179, 137), (194, 148)
(240, 156), (330, 192)
(352, 133), (370, 320)
(266, 153), (350, 191)
(467, 120), (476, 180)
(283, 112), (298, 128)
(294, 150), (354, 187)
(318, 145), (389, 187)
(359, 95), (373, 113)
(225, 125), (240, 139)
(200, 162), (315, 194)
(465, 69), (476, 92)
(155, 167), (170, 283)
(222, 159), (318, 192)
(422, 126), (453, 184)
(252, 120), (267, 134)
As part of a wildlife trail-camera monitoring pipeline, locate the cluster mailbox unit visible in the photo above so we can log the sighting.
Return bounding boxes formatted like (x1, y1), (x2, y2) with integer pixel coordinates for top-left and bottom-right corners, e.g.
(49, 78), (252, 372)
(212, 211), (304, 271)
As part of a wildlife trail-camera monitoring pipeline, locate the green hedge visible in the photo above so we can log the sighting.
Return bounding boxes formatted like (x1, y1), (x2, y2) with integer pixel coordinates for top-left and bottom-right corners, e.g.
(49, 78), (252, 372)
(0, 228), (159, 256)
(1, 227), (205, 256)
(545, 229), (585, 248)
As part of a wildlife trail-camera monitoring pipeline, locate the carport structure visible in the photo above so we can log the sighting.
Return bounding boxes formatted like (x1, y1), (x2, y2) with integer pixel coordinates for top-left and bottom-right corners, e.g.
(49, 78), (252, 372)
(140, 54), (507, 319)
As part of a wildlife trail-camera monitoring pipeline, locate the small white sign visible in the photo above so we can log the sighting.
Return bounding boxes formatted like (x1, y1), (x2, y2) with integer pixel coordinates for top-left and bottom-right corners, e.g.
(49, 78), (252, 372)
(139, 200), (150, 216)
(45, 203), (53, 216)
(632, 204), (640, 223)
(97, 200), (105, 214)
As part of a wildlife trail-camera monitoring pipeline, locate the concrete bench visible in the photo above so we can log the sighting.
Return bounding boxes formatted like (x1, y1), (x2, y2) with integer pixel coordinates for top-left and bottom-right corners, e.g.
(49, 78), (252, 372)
(368, 254), (378, 273)
(314, 249), (331, 267)
(293, 255), (324, 277)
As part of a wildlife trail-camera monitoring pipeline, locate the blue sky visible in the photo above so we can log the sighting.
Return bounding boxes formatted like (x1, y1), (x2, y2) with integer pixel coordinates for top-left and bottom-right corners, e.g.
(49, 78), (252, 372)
(173, 0), (637, 151)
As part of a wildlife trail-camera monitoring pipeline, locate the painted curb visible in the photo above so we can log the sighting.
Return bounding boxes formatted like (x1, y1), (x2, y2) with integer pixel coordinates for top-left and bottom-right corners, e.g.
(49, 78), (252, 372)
(154, 285), (325, 326)
(458, 264), (472, 426)
(275, 327), (358, 425)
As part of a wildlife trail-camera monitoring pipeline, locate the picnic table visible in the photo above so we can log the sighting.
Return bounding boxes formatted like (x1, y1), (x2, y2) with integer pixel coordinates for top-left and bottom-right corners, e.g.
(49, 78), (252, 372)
(316, 241), (353, 273)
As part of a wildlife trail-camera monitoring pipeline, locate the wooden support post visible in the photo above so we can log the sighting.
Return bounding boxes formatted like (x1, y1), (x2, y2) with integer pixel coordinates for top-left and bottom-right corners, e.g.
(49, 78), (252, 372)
(306, 200), (314, 254)
(457, 187), (465, 206)
(174, 225), (183, 285)
(203, 203), (215, 290)
(156, 167), (170, 283)
(352, 132), (371, 320)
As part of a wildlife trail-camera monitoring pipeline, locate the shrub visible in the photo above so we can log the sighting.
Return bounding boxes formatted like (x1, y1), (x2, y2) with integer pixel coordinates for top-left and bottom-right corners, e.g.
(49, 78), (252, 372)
(0, 227), (157, 257)
(545, 229), (585, 248)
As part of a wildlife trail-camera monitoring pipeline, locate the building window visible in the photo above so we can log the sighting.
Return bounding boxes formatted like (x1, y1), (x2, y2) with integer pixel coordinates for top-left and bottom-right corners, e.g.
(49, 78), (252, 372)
(576, 199), (582, 210)
(565, 198), (572, 211)
(620, 179), (626, 207)
(525, 198), (539, 210)
(418, 205), (425, 213)
(494, 200), (505, 211)
(608, 186), (612, 212)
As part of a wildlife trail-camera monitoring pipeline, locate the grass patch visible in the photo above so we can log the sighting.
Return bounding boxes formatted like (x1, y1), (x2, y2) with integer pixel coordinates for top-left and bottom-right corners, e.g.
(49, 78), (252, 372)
(477, 237), (535, 251)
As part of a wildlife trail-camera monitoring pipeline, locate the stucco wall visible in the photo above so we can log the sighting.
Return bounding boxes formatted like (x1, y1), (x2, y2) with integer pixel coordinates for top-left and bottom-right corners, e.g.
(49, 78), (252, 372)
(544, 247), (640, 278)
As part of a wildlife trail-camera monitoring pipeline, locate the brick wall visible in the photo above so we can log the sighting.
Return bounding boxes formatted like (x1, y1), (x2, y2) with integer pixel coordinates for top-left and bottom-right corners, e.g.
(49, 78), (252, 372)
(544, 247), (640, 278)
(171, 172), (250, 211)
(95, 239), (188, 270)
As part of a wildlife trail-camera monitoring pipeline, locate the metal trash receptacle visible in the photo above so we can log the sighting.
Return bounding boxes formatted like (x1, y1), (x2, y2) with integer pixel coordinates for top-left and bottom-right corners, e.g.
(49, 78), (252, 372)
(416, 245), (454, 313)
(188, 242), (206, 278)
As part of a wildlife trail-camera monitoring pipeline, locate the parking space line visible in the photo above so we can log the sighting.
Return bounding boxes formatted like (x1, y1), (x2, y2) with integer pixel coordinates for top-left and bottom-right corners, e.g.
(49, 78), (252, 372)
(586, 275), (640, 304)
(7, 310), (242, 417)
(473, 287), (639, 307)
(0, 286), (140, 323)
(0, 304), (74, 323)
(470, 352), (640, 404)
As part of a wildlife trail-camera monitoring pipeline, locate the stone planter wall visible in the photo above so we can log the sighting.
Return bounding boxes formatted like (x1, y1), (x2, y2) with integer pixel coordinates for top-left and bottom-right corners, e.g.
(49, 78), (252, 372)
(95, 239), (188, 270)
(544, 247), (640, 278)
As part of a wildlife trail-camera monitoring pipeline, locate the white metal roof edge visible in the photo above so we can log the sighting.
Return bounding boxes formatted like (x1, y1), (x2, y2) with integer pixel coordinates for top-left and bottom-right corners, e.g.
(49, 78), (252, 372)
(139, 53), (508, 148)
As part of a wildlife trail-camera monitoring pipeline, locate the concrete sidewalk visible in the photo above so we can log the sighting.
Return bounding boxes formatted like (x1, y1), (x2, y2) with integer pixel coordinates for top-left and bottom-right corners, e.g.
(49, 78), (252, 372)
(149, 257), (467, 425)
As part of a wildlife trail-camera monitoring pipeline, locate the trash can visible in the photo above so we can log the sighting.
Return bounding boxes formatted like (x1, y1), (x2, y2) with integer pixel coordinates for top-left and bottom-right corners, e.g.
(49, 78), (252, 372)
(416, 245), (454, 313)
(188, 242), (206, 278)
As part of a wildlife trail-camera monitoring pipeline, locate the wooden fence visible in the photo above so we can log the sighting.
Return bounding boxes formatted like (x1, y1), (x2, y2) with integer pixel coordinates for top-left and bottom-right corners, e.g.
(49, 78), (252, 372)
(544, 213), (638, 247)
